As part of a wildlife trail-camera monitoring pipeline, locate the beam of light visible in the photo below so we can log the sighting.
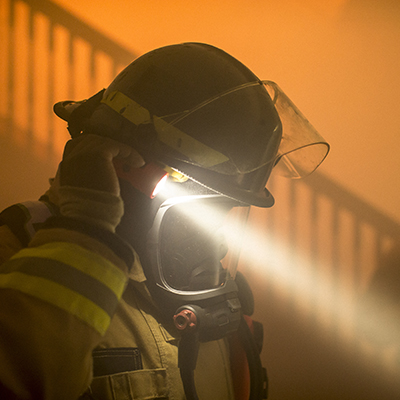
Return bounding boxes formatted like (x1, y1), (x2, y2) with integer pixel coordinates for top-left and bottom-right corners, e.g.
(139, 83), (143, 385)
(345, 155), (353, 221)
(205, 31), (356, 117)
(158, 179), (347, 312)
(157, 178), (400, 378)
(232, 220), (400, 379)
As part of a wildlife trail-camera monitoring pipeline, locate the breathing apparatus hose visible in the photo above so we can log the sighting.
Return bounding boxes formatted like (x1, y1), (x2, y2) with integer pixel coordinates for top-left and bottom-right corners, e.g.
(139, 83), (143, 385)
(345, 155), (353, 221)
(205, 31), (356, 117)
(178, 330), (200, 400)
(177, 313), (267, 400)
(237, 316), (268, 399)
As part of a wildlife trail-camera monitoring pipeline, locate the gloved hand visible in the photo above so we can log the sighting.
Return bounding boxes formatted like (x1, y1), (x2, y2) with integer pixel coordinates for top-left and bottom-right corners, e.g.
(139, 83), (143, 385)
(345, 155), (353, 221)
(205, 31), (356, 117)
(45, 134), (144, 232)
(59, 134), (144, 194)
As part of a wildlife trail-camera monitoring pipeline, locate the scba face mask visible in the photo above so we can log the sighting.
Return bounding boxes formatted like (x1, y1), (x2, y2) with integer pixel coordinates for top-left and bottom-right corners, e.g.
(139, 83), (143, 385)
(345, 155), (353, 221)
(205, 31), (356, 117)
(145, 188), (250, 340)
(143, 188), (270, 399)
(148, 195), (249, 290)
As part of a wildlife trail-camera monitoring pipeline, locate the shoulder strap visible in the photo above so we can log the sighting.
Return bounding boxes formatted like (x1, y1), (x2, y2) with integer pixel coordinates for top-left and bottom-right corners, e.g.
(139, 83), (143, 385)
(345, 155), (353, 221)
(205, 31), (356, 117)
(230, 315), (268, 400)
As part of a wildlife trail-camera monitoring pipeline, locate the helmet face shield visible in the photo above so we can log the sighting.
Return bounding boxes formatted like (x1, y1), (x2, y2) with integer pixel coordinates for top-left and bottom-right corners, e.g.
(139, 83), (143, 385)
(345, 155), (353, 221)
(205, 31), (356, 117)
(147, 195), (249, 294)
(263, 81), (330, 178)
(156, 81), (329, 179)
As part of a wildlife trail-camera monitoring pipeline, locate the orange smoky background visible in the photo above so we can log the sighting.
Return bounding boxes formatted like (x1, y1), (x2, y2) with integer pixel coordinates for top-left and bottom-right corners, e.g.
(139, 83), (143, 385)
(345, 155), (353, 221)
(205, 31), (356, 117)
(1, 0), (399, 398)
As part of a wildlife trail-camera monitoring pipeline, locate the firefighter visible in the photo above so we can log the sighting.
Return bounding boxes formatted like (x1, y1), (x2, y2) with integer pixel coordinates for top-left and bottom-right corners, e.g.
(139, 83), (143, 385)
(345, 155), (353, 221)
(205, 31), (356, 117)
(0, 43), (329, 399)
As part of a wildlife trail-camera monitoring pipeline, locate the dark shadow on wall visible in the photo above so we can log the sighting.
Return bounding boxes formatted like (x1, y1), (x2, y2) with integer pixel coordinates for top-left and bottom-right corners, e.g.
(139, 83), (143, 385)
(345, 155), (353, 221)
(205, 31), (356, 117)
(357, 242), (400, 346)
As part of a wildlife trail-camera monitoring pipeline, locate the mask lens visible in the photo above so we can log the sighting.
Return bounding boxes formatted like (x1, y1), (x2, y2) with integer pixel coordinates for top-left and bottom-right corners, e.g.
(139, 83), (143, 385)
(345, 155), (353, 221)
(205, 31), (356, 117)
(158, 199), (234, 291)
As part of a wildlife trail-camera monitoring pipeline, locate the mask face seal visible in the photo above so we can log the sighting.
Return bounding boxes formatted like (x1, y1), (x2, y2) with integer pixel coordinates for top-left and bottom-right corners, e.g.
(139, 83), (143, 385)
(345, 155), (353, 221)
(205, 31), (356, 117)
(147, 195), (249, 295)
(146, 194), (250, 339)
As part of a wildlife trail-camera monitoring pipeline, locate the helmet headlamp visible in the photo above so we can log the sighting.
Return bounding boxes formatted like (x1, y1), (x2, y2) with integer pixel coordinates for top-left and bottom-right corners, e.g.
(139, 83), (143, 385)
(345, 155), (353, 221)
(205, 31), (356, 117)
(113, 160), (169, 199)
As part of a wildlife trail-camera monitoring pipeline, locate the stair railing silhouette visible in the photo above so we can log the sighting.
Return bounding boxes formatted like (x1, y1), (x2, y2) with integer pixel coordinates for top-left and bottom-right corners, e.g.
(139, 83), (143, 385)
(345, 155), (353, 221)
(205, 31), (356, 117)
(2, 0), (136, 157)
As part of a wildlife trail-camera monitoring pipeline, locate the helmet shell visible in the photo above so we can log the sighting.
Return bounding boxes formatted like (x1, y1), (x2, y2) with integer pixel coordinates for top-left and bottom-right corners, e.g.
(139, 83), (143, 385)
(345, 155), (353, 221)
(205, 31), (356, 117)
(93, 43), (283, 207)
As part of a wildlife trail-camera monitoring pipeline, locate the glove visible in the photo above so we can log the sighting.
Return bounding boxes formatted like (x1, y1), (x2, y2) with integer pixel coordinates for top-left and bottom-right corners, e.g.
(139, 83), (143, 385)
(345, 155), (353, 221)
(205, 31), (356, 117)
(46, 134), (144, 232)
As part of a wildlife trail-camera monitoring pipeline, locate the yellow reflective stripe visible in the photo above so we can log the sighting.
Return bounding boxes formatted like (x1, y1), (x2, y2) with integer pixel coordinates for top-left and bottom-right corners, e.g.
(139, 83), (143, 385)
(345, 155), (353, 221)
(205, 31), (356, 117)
(11, 242), (127, 299)
(102, 90), (229, 167)
(102, 91), (151, 125)
(2, 256), (120, 317)
(0, 272), (111, 335)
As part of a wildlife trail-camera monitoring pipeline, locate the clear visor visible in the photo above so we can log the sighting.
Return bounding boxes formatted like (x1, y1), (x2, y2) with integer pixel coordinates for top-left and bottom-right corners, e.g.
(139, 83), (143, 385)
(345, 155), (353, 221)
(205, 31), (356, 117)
(156, 196), (249, 292)
(156, 81), (329, 178)
(264, 81), (330, 178)
(154, 81), (281, 175)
